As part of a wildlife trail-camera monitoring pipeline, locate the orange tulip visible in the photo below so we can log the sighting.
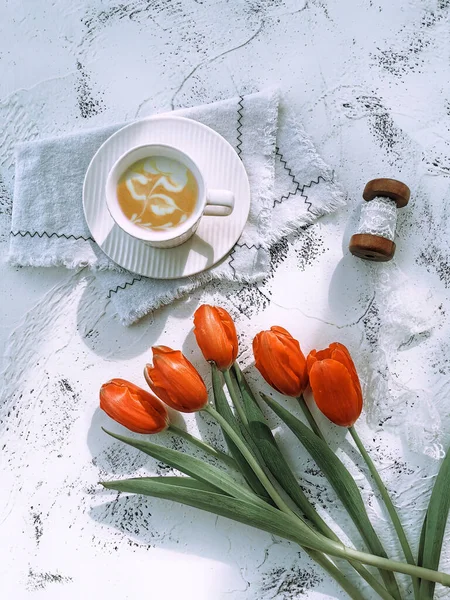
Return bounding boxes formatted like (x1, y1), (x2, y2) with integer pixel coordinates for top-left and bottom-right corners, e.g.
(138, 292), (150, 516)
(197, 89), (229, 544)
(193, 304), (238, 370)
(307, 343), (363, 427)
(253, 326), (308, 397)
(144, 346), (208, 413)
(100, 378), (169, 434)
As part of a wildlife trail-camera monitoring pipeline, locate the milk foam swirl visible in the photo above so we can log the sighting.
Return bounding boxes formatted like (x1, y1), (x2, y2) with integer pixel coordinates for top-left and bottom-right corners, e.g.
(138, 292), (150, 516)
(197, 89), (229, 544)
(123, 157), (193, 230)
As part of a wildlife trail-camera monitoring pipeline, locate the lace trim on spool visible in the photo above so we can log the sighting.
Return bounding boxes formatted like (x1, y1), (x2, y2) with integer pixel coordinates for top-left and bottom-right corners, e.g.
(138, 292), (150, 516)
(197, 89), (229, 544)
(355, 196), (397, 241)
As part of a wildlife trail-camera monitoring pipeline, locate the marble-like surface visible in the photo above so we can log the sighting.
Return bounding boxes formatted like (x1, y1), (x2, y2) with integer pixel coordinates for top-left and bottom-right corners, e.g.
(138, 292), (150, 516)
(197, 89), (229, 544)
(1, 1), (450, 598)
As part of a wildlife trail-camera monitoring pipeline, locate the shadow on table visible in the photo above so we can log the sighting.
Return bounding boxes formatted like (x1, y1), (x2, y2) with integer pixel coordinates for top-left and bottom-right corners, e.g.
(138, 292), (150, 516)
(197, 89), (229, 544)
(88, 490), (289, 567)
(75, 273), (203, 360)
(87, 405), (283, 565)
(327, 254), (373, 328)
(88, 406), (188, 473)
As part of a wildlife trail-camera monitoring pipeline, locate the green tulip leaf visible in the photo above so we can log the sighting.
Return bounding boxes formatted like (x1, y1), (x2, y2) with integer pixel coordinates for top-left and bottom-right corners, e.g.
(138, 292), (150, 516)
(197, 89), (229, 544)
(417, 447), (450, 599)
(132, 476), (223, 493)
(100, 476), (450, 592)
(211, 365), (273, 503)
(417, 510), (427, 590)
(100, 476), (335, 553)
(260, 392), (401, 600)
(103, 428), (268, 510)
(233, 365), (400, 600)
(231, 364), (336, 538)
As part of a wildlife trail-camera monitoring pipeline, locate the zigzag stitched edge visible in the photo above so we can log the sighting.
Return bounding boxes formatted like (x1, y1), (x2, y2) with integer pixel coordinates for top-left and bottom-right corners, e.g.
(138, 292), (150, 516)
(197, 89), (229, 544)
(11, 230), (94, 242)
(107, 275), (143, 299)
(236, 96), (244, 158)
(274, 147), (333, 212)
(228, 241), (263, 279)
(299, 174), (327, 212)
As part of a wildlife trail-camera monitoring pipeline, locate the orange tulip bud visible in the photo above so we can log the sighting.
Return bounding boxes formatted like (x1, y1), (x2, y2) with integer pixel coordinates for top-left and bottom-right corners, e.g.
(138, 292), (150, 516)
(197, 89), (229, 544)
(307, 343), (363, 427)
(144, 346), (208, 413)
(253, 326), (308, 397)
(193, 304), (238, 371)
(100, 378), (169, 434)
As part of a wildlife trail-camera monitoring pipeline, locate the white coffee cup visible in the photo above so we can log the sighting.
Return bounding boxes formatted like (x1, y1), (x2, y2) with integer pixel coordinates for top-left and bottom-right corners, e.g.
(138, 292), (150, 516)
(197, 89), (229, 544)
(105, 144), (234, 248)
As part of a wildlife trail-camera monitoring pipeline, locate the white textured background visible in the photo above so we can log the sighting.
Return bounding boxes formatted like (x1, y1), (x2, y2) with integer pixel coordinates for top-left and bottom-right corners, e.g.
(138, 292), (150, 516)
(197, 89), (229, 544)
(1, 1), (450, 598)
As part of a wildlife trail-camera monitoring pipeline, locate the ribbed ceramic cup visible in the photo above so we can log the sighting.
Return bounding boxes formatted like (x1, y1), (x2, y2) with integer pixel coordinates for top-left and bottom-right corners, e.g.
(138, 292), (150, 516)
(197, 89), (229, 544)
(105, 144), (234, 248)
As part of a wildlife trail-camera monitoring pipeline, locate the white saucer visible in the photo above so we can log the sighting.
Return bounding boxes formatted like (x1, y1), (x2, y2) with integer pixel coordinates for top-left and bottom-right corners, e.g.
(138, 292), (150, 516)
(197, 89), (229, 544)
(83, 116), (250, 279)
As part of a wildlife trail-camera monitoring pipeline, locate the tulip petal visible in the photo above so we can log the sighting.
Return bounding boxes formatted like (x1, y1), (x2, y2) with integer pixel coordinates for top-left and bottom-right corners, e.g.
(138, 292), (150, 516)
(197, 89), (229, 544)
(99, 378), (169, 434)
(309, 359), (362, 427)
(330, 343), (363, 399)
(145, 348), (208, 413)
(215, 307), (238, 355)
(152, 345), (173, 355)
(253, 327), (308, 397)
(285, 337), (309, 393)
(307, 348), (333, 375)
(306, 350), (318, 374)
(270, 325), (293, 337)
(193, 305), (238, 371)
(144, 365), (174, 408)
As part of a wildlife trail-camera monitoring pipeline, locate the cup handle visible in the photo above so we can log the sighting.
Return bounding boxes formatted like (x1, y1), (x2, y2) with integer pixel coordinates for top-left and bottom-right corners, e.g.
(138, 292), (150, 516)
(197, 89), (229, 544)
(203, 189), (234, 216)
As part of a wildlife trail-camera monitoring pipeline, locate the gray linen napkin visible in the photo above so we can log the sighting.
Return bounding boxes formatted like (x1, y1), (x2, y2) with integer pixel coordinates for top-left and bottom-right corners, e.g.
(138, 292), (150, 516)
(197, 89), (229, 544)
(9, 90), (346, 325)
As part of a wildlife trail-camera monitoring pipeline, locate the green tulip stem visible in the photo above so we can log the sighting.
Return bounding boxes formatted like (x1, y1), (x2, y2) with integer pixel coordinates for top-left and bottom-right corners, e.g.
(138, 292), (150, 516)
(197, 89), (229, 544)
(231, 363), (395, 600)
(297, 394), (326, 441)
(204, 404), (379, 600)
(327, 543), (450, 589)
(348, 562), (396, 600)
(307, 550), (367, 600)
(203, 404), (294, 516)
(223, 368), (249, 426)
(168, 424), (236, 470)
(349, 425), (420, 600)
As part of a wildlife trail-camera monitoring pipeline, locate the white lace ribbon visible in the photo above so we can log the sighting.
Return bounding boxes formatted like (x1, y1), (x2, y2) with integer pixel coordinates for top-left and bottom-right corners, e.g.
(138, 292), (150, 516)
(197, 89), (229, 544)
(356, 196), (397, 241)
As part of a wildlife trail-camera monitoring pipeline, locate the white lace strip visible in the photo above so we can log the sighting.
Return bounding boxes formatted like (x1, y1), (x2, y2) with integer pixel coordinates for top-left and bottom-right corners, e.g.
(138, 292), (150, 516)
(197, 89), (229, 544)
(356, 196), (397, 241)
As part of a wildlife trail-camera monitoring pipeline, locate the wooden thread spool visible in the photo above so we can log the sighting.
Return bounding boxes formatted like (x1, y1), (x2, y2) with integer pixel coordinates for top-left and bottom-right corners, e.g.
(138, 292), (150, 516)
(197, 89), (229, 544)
(349, 178), (410, 262)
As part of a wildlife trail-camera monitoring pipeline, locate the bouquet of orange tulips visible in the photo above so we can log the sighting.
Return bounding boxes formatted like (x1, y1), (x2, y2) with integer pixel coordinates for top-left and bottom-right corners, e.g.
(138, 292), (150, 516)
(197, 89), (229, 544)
(99, 305), (450, 600)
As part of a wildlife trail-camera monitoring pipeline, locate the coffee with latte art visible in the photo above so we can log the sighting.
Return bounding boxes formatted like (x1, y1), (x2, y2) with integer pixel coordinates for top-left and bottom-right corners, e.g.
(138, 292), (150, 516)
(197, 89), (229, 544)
(117, 156), (198, 231)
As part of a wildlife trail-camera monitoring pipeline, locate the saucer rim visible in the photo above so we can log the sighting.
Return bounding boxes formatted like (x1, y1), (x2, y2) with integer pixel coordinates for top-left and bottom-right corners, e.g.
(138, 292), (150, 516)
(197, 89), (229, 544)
(82, 114), (251, 279)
